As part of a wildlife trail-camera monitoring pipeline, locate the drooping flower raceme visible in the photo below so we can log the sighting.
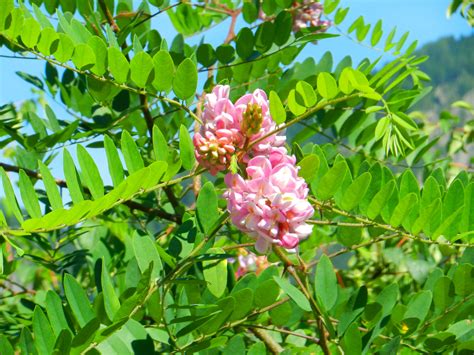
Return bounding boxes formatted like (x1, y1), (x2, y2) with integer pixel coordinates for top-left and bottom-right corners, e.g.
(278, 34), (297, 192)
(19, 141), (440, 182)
(193, 85), (243, 175)
(224, 149), (314, 253)
(234, 89), (286, 161)
(293, 1), (331, 33)
(194, 85), (314, 252)
(194, 85), (286, 174)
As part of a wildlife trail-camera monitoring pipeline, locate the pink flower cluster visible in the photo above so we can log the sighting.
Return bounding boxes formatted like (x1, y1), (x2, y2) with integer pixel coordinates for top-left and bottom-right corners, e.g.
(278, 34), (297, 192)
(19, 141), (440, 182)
(259, 1), (331, 35)
(293, 1), (331, 33)
(194, 85), (314, 253)
(194, 85), (285, 174)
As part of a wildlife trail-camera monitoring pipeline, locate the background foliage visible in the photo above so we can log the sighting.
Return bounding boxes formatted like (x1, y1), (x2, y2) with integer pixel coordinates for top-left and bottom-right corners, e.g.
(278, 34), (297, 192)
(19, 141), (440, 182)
(0, 0), (473, 354)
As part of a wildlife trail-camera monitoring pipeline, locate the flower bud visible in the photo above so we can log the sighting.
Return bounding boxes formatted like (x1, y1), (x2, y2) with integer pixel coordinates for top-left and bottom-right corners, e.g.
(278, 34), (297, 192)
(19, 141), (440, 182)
(241, 103), (263, 136)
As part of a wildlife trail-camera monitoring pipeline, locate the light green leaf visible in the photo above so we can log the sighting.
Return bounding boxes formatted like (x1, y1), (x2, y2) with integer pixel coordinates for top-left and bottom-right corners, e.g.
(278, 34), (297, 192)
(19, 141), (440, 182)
(269, 90), (286, 124)
(315, 161), (348, 201)
(53, 33), (75, 63)
(173, 58), (197, 100)
(296, 81), (317, 107)
(317, 72), (339, 99)
(45, 290), (70, 336)
(121, 131), (144, 174)
(196, 182), (219, 234)
(33, 307), (55, 354)
(38, 161), (63, 210)
(102, 261), (121, 320)
(203, 247), (228, 298)
(389, 192), (417, 227)
(21, 18), (41, 48)
(87, 36), (107, 76)
(0, 167), (24, 224)
(130, 51), (154, 88)
(315, 255), (338, 311)
(37, 27), (59, 56)
(104, 136), (124, 187)
(371, 20), (383, 46)
(287, 89), (306, 116)
(64, 274), (95, 327)
(340, 172), (372, 211)
(254, 280), (279, 308)
(152, 125), (169, 162)
(133, 231), (163, 280)
(19, 170), (41, 219)
(77, 145), (104, 200)
(108, 47), (130, 84)
(297, 154), (320, 183)
(72, 43), (96, 70)
(273, 276), (311, 312)
(179, 125), (195, 170)
(153, 51), (174, 92)
(63, 149), (84, 204)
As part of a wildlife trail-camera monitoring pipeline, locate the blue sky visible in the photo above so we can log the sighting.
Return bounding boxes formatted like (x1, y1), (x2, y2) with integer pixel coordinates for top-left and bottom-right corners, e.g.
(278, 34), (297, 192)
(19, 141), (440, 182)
(1, 0), (473, 105)
(0, 0), (472, 190)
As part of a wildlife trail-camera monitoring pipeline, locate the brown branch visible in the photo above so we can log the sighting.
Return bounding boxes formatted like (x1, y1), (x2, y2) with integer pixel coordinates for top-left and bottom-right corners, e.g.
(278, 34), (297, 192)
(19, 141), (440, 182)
(249, 327), (284, 354)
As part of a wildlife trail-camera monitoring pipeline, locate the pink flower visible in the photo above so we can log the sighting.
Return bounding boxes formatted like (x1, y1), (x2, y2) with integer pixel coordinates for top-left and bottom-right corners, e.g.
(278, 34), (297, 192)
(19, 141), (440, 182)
(194, 85), (244, 175)
(224, 149), (314, 253)
(234, 89), (286, 160)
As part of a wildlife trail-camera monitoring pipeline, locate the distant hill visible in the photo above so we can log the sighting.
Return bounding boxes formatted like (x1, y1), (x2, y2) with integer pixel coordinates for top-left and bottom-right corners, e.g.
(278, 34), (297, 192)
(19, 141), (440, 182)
(414, 34), (474, 113)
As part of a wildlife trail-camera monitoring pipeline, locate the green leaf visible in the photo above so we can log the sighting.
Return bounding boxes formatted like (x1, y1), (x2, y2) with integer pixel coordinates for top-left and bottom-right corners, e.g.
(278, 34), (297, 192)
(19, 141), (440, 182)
(38, 161), (63, 210)
(197, 43), (217, 67)
(342, 323), (362, 354)
(121, 131), (144, 174)
(0, 0), (14, 32)
(297, 154), (320, 183)
(0, 335), (14, 355)
(108, 47), (130, 84)
(19, 170), (41, 218)
(173, 58), (197, 100)
(340, 172), (372, 211)
(236, 27), (255, 59)
(152, 50), (174, 92)
(403, 290), (432, 327)
(196, 182), (219, 234)
(103, 136), (124, 187)
(453, 264), (473, 296)
(77, 145), (104, 200)
(273, 276), (311, 312)
(179, 124), (195, 170)
(433, 276), (455, 313)
(229, 288), (254, 321)
(72, 43), (96, 70)
(254, 279), (280, 308)
(21, 18), (41, 48)
(216, 44), (235, 64)
(87, 36), (107, 76)
(64, 273), (95, 327)
(315, 254), (338, 311)
(102, 261), (121, 320)
(269, 90), (286, 124)
(203, 247), (228, 298)
(296, 81), (317, 107)
(317, 72), (339, 99)
(133, 231), (163, 280)
(460, 182), (474, 233)
(45, 290), (70, 336)
(37, 27), (59, 56)
(287, 89), (306, 116)
(371, 20), (383, 46)
(62, 149), (84, 204)
(389, 192), (417, 227)
(339, 67), (355, 94)
(0, 167), (24, 223)
(19, 328), (37, 355)
(411, 199), (441, 235)
(130, 51), (154, 88)
(315, 161), (347, 201)
(274, 11), (292, 46)
(53, 33), (75, 63)
(152, 125), (169, 162)
(33, 306), (55, 354)
(53, 329), (72, 354)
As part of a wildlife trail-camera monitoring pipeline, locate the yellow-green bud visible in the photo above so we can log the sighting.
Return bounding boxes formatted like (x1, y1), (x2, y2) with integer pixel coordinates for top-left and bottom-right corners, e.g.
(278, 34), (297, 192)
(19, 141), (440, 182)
(241, 103), (263, 136)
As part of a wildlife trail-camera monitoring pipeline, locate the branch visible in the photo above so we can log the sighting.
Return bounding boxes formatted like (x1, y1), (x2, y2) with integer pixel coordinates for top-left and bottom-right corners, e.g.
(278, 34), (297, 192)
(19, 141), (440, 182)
(249, 327), (284, 354)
